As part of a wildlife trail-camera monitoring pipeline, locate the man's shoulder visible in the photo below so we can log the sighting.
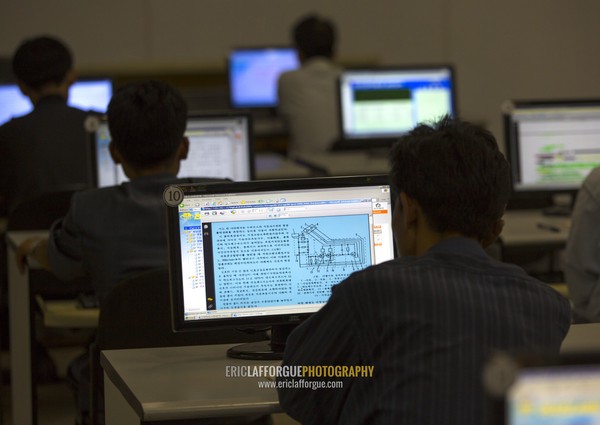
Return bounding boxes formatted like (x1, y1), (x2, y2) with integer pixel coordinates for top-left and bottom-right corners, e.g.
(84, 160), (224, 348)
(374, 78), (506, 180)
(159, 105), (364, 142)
(583, 166), (600, 198)
(586, 165), (600, 181)
(0, 111), (34, 132)
(70, 175), (223, 206)
(338, 253), (559, 295)
(279, 68), (303, 85)
(69, 186), (123, 208)
(283, 59), (339, 79)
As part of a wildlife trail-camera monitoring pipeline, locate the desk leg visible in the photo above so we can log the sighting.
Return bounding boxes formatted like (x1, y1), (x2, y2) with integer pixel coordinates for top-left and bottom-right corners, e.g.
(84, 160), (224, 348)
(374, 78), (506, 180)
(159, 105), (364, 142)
(104, 372), (140, 425)
(8, 248), (35, 425)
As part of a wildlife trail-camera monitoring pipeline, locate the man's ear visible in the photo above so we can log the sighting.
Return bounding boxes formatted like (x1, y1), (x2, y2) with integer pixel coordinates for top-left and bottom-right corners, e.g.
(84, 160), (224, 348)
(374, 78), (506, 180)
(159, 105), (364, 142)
(16, 79), (32, 98)
(176, 137), (189, 160)
(64, 68), (77, 87)
(482, 218), (505, 248)
(108, 141), (122, 165)
(399, 192), (418, 228)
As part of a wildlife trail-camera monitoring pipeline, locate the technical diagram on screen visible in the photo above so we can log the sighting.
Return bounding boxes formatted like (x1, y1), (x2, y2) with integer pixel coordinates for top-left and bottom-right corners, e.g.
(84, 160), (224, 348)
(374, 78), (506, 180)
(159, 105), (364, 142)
(167, 175), (395, 358)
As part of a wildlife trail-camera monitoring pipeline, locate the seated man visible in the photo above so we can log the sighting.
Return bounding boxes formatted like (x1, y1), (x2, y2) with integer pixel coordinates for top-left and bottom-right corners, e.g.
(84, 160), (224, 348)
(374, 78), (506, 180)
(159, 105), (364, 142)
(565, 166), (600, 322)
(16, 80), (199, 304)
(277, 117), (571, 425)
(0, 35), (95, 215)
(0, 36), (96, 366)
(17, 80), (270, 425)
(278, 14), (341, 158)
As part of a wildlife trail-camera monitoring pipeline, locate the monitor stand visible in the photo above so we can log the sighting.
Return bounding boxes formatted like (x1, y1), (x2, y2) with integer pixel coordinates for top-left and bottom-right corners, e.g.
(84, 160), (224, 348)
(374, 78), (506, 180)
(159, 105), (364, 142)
(226, 324), (297, 360)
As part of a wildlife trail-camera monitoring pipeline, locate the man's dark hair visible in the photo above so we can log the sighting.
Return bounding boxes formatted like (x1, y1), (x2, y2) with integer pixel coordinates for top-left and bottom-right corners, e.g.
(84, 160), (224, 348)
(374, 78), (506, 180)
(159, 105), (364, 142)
(12, 36), (73, 90)
(390, 116), (511, 241)
(293, 14), (336, 59)
(107, 80), (188, 169)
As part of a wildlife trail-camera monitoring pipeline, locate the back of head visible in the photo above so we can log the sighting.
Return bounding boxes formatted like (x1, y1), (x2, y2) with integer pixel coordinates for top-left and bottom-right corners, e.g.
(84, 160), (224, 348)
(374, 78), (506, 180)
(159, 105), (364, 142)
(293, 14), (336, 60)
(12, 36), (72, 90)
(107, 80), (188, 169)
(390, 116), (511, 241)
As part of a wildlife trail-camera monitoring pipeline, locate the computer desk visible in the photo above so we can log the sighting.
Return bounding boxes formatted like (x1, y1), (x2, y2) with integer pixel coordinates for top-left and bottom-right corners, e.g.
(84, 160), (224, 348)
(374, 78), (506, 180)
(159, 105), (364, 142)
(6, 230), (99, 425)
(3, 210), (569, 425)
(294, 152), (389, 176)
(101, 344), (283, 424)
(499, 210), (571, 281)
(560, 323), (600, 354)
(500, 210), (571, 249)
(254, 152), (315, 180)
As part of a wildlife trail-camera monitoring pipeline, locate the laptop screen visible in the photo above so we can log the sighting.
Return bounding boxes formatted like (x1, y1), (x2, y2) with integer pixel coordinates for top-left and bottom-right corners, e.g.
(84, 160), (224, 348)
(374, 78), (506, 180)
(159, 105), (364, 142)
(168, 176), (395, 332)
(94, 113), (254, 187)
(337, 66), (455, 147)
(0, 79), (112, 125)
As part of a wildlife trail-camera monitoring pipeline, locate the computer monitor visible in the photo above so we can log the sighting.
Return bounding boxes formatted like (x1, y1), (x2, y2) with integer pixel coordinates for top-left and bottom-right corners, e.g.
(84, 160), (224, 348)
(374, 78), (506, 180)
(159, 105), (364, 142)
(336, 65), (456, 150)
(0, 78), (113, 125)
(508, 364), (600, 424)
(504, 100), (600, 210)
(93, 112), (254, 187)
(228, 47), (300, 109)
(167, 175), (395, 359)
(486, 353), (600, 425)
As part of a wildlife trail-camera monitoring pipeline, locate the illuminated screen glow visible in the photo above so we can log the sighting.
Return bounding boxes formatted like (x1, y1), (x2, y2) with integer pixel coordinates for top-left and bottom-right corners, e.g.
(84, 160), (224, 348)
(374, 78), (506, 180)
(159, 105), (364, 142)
(0, 79), (112, 125)
(507, 102), (600, 192)
(175, 182), (394, 323)
(94, 114), (253, 187)
(228, 47), (300, 108)
(339, 67), (455, 140)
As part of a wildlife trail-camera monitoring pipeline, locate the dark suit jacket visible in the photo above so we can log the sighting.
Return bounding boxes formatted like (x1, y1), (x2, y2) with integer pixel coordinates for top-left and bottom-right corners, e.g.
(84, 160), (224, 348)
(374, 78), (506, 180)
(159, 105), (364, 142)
(0, 95), (95, 215)
(278, 237), (571, 425)
(47, 174), (223, 305)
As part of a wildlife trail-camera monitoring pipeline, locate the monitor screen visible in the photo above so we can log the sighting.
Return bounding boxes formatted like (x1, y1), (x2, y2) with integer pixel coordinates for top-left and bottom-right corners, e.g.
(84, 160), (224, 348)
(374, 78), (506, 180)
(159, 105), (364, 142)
(167, 176), (395, 358)
(0, 78), (112, 126)
(507, 364), (600, 425)
(228, 47), (300, 108)
(93, 113), (254, 187)
(504, 100), (600, 194)
(337, 65), (455, 149)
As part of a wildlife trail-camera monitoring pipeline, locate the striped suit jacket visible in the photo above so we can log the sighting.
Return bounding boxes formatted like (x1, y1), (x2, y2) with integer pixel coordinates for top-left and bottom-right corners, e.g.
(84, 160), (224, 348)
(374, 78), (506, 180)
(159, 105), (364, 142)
(278, 237), (571, 425)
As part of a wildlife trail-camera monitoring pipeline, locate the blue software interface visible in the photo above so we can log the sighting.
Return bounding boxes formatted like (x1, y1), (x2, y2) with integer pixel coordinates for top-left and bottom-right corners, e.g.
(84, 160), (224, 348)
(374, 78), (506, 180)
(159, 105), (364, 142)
(177, 184), (394, 321)
(339, 67), (454, 139)
(0, 79), (112, 125)
(229, 47), (300, 108)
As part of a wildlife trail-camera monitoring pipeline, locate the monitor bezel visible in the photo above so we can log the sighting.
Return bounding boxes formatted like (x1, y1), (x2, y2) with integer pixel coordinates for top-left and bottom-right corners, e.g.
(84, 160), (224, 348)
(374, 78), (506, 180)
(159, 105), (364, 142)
(335, 64), (458, 150)
(91, 111), (256, 187)
(167, 174), (392, 333)
(503, 98), (600, 206)
(227, 45), (299, 110)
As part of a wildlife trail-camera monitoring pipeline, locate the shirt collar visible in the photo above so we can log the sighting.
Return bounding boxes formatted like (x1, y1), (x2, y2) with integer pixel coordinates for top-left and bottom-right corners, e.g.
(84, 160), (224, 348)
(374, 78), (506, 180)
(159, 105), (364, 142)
(34, 95), (67, 109)
(128, 172), (178, 183)
(425, 237), (488, 259)
(303, 56), (335, 69)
